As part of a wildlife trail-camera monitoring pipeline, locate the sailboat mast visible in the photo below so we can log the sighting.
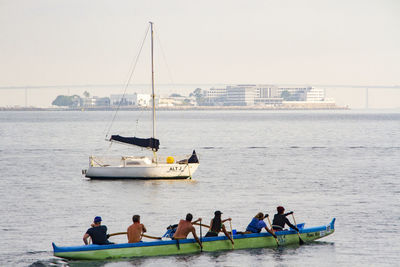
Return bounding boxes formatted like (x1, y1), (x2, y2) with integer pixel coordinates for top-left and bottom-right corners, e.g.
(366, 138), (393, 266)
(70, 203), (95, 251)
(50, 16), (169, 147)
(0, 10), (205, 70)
(150, 22), (156, 145)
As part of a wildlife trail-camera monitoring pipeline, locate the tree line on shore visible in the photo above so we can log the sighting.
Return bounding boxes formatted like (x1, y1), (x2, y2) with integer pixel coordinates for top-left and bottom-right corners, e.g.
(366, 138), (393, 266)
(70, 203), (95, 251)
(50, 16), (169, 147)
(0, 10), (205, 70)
(52, 89), (204, 107)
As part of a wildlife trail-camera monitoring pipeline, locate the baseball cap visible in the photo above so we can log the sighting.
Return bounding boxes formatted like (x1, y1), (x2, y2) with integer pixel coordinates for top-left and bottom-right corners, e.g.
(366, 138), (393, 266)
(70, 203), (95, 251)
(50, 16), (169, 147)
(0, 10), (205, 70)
(214, 210), (223, 215)
(94, 216), (102, 223)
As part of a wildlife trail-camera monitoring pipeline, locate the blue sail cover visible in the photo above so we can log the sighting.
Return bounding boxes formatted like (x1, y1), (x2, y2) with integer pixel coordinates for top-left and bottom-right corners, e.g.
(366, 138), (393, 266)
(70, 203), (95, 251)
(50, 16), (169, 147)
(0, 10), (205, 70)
(110, 135), (160, 151)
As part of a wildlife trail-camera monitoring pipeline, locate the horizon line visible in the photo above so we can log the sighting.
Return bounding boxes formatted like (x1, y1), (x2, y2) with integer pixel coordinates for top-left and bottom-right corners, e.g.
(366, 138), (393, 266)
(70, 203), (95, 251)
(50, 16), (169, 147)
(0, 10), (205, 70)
(0, 83), (400, 90)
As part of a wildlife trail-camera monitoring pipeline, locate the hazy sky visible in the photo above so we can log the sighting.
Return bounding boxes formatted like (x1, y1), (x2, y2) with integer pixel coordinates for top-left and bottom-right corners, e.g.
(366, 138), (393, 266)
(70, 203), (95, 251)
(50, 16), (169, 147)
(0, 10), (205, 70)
(0, 0), (399, 107)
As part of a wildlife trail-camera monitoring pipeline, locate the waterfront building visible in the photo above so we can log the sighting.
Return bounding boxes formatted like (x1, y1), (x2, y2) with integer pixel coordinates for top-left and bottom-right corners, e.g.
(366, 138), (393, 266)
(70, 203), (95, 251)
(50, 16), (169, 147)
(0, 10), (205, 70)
(82, 96), (110, 107)
(204, 87), (227, 105)
(203, 84), (330, 106)
(205, 87), (227, 99)
(277, 87), (307, 101)
(157, 97), (174, 107)
(224, 84), (286, 106)
(225, 85), (257, 106)
(158, 96), (196, 107)
(71, 95), (82, 107)
(277, 86), (325, 101)
(136, 94), (151, 107)
(110, 94), (136, 105)
(254, 85), (283, 105)
(110, 93), (151, 107)
(255, 85), (279, 98)
(305, 87), (325, 102)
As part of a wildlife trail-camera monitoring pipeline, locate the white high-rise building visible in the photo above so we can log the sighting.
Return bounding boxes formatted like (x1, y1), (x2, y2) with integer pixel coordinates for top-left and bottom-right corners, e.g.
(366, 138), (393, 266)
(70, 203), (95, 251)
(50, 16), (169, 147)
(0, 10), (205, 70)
(225, 84), (283, 106)
(226, 85), (257, 106)
(255, 85), (279, 98)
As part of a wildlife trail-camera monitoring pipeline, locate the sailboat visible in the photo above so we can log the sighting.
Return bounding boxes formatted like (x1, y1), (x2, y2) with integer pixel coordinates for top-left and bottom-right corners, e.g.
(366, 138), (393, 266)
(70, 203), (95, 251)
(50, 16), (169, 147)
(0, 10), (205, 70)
(83, 22), (200, 179)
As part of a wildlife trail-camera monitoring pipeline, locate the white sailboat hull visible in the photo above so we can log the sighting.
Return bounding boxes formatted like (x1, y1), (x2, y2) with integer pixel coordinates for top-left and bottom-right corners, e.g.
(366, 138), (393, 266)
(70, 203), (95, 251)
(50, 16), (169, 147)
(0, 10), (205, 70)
(85, 163), (199, 180)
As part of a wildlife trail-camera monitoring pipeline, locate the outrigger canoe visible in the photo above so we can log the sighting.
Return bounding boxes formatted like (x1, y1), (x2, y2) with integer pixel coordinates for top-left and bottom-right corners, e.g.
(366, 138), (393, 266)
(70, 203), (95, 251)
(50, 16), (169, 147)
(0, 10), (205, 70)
(53, 218), (335, 260)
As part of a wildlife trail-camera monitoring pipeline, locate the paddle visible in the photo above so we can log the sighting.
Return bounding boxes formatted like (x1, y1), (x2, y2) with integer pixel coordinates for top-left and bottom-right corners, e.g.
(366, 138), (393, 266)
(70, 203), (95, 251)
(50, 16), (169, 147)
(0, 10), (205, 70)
(229, 220), (234, 249)
(194, 222), (210, 228)
(199, 220), (203, 252)
(193, 222), (225, 233)
(265, 214), (279, 246)
(108, 232), (126, 237)
(108, 232), (162, 240)
(291, 213), (304, 245)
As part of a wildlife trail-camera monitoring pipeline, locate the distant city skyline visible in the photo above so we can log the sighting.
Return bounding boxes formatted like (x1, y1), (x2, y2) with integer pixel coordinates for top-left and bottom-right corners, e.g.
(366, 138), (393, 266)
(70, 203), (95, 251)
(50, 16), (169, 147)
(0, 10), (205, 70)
(1, 83), (400, 109)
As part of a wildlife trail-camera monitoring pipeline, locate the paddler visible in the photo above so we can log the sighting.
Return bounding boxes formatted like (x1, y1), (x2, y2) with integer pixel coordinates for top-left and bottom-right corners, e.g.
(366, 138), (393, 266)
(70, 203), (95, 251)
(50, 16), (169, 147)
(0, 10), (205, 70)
(245, 212), (277, 238)
(173, 213), (203, 249)
(204, 210), (234, 245)
(127, 215), (147, 243)
(272, 206), (299, 232)
(83, 216), (114, 245)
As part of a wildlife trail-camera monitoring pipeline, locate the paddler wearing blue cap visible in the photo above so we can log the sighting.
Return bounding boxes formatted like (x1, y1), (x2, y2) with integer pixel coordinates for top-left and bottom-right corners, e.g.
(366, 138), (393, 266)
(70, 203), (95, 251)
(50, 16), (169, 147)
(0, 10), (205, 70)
(83, 216), (114, 245)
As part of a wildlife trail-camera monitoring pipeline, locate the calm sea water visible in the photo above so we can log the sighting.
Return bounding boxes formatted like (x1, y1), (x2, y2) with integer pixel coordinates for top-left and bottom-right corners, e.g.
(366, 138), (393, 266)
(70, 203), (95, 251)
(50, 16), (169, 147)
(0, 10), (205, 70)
(1, 110), (399, 267)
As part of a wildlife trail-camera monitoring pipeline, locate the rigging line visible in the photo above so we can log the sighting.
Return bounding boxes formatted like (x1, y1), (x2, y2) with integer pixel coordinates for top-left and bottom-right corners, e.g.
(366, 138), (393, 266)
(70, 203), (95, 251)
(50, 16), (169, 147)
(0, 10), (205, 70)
(104, 24), (151, 139)
(155, 31), (177, 94)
